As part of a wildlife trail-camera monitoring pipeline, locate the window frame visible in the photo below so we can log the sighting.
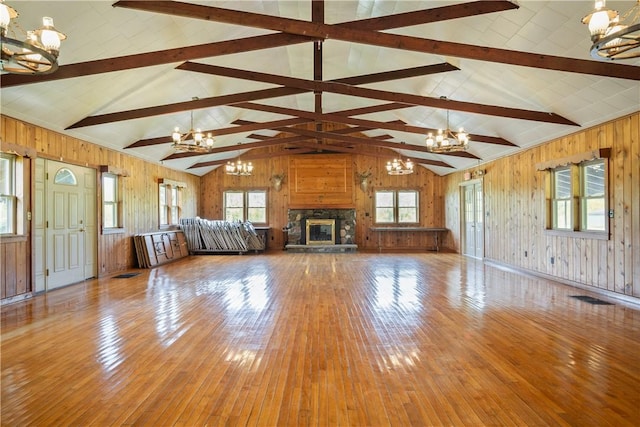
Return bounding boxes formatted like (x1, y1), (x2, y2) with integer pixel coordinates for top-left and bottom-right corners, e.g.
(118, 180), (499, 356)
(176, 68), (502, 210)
(158, 179), (185, 229)
(544, 156), (609, 239)
(101, 172), (124, 233)
(580, 159), (607, 232)
(223, 189), (268, 225)
(551, 166), (574, 230)
(374, 189), (419, 225)
(0, 153), (17, 235)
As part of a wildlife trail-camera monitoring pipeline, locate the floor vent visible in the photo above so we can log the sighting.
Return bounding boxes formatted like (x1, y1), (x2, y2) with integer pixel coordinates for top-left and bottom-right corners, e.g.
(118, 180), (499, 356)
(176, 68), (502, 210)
(570, 295), (614, 305)
(113, 273), (140, 279)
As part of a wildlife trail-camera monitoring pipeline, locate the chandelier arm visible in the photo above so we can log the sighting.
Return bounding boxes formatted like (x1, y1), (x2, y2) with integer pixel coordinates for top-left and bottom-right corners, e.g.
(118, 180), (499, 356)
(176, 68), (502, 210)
(1, 35), (58, 74)
(591, 22), (640, 60)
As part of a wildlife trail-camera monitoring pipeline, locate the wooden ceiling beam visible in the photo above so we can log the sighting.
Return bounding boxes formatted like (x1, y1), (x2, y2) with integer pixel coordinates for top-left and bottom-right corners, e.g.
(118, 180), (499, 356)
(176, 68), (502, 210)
(0, 33), (311, 88)
(72, 63), (453, 129)
(346, 1), (519, 31)
(2, 0), (497, 88)
(66, 87), (304, 129)
(235, 118), (400, 141)
(179, 61), (575, 126)
(127, 104), (405, 149)
(283, 138), (456, 167)
(279, 127), (479, 159)
(187, 147), (316, 169)
(223, 126), (455, 167)
(234, 102), (515, 147)
(162, 134), (314, 161)
(126, 117), (311, 148)
(114, 1), (640, 81)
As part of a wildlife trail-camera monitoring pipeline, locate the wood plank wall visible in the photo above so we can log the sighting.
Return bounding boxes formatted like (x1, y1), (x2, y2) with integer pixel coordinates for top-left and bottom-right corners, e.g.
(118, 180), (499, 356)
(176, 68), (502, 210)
(199, 123), (445, 251)
(444, 112), (640, 299)
(3, 113), (636, 302)
(0, 115), (200, 300)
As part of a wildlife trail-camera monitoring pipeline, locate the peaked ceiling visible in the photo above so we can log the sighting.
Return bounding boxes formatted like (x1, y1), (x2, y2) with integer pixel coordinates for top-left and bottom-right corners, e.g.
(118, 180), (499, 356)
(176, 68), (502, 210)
(1, 0), (639, 176)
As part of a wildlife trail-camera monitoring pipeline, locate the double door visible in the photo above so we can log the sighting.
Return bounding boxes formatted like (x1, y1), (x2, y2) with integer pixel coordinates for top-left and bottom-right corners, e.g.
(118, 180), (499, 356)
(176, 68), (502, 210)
(462, 181), (483, 259)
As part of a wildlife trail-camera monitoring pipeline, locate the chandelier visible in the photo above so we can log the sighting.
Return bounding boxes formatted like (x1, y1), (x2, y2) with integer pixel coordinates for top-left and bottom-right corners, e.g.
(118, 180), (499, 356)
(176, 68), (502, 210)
(225, 160), (253, 176)
(582, 0), (640, 60)
(0, 0), (66, 74)
(425, 103), (470, 153)
(386, 158), (414, 175)
(172, 108), (215, 153)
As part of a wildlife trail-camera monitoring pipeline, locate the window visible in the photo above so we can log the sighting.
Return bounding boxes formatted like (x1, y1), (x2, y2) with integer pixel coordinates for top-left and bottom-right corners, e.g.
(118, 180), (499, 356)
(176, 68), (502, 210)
(54, 167), (77, 185)
(159, 181), (184, 227)
(552, 167), (573, 230)
(545, 156), (608, 235)
(374, 190), (419, 224)
(581, 159), (606, 231)
(224, 190), (267, 224)
(0, 153), (16, 234)
(102, 173), (121, 229)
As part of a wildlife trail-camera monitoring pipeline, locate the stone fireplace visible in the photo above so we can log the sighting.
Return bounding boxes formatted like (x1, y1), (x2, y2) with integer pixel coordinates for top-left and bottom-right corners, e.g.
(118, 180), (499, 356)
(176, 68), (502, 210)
(286, 209), (356, 251)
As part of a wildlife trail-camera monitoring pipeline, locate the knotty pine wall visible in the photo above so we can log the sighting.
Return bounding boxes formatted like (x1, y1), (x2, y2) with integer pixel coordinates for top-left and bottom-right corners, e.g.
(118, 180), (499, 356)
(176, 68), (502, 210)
(1, 115), (200, 300)
(444, 112), (639, 300)
(200, 147), (445, 251)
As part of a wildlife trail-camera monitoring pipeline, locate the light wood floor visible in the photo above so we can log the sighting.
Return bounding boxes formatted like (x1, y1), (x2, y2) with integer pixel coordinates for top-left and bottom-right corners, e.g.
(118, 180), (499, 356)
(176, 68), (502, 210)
(2, 252), (639, 426)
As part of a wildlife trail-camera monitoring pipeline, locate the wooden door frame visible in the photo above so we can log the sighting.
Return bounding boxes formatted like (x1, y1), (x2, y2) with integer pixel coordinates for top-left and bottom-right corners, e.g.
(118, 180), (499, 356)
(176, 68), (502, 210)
(40, 158), (98, 291)
(459, 178), (484, 259)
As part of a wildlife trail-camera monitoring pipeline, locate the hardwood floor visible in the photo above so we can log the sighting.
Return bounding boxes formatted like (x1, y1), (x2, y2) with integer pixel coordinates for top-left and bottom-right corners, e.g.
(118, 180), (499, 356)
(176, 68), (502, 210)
(2, 252), (639, 426)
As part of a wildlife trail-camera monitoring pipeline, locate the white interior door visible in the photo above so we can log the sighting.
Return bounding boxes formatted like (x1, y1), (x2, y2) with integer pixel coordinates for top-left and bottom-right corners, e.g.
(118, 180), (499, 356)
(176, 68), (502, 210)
(461, 181), (484, 259)
(44, 160), (96, 290)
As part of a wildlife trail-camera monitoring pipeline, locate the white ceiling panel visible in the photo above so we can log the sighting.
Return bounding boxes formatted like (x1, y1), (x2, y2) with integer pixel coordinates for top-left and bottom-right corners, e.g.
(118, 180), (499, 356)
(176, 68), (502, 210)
(1, 1), (638, 176)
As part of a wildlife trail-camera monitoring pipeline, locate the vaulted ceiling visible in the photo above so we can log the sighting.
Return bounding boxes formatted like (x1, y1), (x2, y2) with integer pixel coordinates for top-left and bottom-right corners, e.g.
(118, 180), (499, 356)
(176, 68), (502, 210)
(1, 1), (639, 176)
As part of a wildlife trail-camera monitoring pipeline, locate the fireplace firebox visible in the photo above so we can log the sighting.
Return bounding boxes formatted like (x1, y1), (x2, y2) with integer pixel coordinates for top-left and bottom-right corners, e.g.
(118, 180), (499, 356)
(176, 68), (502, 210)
(305, 219), (335, 245)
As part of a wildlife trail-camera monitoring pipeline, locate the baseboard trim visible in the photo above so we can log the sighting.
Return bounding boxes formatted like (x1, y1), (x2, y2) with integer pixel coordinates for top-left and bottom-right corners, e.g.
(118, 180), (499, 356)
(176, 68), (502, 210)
(484, 258), (640, 308)
(1, 292), (33, 306)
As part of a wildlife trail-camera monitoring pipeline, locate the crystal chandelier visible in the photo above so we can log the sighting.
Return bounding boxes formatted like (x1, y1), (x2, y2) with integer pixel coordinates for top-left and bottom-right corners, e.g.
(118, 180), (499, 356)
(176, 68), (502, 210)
(386, 158), (414, 175)
(172, 108), (215, 153)
(225, 160), (253, 176)
(582, 0), (640, 60)
(425, 104), (470, 153)
(0, 0), (66, 74)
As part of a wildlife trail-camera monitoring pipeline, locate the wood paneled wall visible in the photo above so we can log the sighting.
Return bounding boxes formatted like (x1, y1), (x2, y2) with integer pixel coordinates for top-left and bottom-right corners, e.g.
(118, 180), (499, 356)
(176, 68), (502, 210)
(444, 112), (640, 299)
(1, 115), (200, 300)
(200, 141), (445, 251)
(288, 154), (354, 208)
(4, 113), (636, 302)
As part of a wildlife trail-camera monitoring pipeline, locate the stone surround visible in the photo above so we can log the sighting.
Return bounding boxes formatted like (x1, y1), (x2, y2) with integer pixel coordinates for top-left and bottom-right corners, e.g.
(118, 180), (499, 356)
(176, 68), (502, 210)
(286, 209), (356, 246)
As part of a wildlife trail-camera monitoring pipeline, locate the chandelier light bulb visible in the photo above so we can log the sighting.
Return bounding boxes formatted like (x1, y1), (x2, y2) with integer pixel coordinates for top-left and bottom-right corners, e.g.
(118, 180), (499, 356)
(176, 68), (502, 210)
(194, 128), (203, 144)
(0, 1), (17, 35)
(425, 133), (434, 148)
(36, 17), (65, 56)
(205, 133), (214, 147)
(589, 10), (613, 36)
(172, 127), (181, 143)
